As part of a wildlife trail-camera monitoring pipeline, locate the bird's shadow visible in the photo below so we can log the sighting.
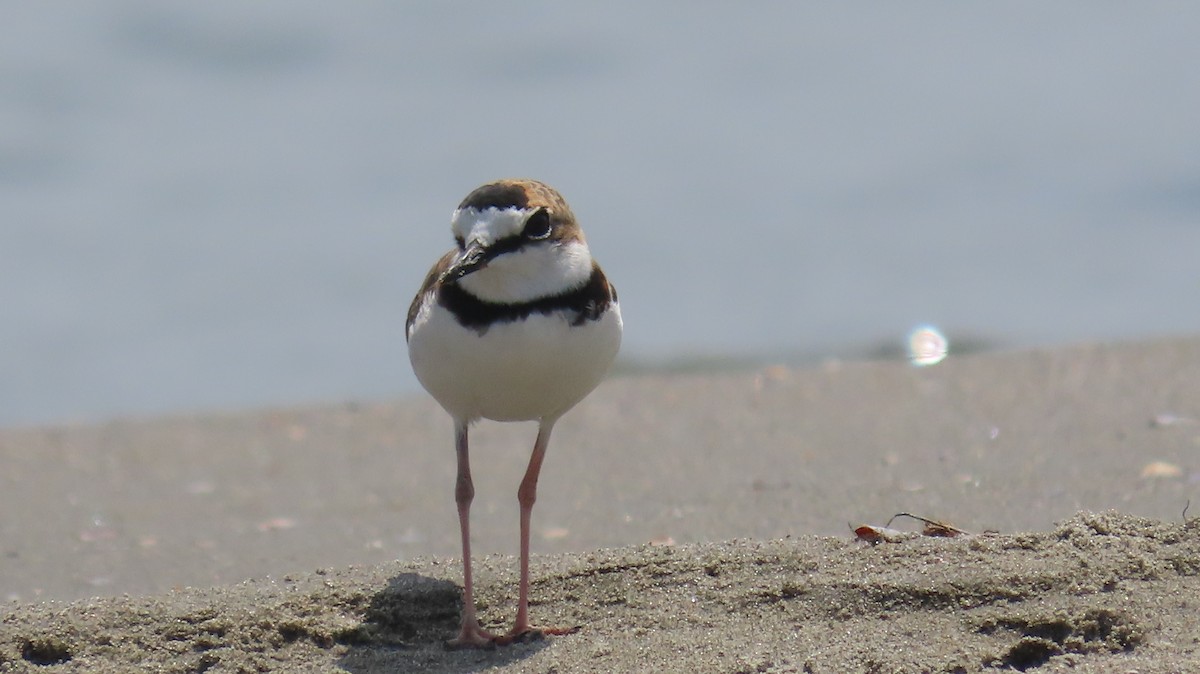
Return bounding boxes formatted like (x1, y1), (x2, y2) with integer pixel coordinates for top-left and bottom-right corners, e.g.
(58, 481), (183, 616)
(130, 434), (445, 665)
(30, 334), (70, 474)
(336, 573), (548, 673)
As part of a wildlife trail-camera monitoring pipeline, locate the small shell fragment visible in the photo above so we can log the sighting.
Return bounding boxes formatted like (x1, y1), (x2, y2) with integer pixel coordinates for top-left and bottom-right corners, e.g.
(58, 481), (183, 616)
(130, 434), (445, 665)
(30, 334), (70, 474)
(1140, 461), (1183, 479)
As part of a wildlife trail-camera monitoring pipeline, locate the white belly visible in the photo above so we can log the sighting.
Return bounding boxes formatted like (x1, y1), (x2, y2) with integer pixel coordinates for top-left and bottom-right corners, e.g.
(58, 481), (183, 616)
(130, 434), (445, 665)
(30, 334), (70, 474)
(408, 302), (622, 422)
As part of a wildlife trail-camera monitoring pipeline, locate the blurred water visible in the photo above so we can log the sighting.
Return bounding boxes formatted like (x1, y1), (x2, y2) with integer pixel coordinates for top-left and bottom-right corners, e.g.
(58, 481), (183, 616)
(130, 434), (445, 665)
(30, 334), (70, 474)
(2, 2), (1199, 426)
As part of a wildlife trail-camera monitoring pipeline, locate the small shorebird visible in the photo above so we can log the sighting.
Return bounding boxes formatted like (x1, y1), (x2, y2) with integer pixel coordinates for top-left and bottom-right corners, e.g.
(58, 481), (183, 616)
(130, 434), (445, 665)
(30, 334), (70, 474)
(406, 179), (622, 647)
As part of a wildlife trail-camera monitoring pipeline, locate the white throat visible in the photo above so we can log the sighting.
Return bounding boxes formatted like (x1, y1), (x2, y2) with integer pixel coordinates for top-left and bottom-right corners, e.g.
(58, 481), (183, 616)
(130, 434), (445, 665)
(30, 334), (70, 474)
(458, 239), (592, 303)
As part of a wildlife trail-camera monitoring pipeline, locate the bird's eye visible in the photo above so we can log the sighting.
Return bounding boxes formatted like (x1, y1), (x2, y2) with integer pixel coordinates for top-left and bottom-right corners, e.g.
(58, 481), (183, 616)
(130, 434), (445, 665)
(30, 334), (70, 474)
(522, 209), (552, 240)
(454, 236), (465, 250)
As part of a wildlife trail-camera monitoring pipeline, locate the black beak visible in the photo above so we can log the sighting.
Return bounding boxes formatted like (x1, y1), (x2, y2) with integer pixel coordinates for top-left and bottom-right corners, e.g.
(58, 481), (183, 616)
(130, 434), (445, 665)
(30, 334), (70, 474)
(440, 240), (491, 284)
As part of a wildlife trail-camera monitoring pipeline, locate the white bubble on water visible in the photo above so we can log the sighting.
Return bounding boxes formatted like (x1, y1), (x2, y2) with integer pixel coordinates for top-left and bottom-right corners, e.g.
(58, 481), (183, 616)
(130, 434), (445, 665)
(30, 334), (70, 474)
(908, 325), (948, 366)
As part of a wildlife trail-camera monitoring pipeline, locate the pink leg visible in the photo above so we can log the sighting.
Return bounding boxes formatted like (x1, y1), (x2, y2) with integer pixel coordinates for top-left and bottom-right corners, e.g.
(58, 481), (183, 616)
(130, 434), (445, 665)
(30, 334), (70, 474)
(447, 420), (497, 648)
(498, 419), (578, 642)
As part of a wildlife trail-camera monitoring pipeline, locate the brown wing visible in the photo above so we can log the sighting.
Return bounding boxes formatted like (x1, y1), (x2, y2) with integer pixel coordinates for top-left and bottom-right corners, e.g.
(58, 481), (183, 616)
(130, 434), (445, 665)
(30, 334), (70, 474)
(405, 249), (456, 341)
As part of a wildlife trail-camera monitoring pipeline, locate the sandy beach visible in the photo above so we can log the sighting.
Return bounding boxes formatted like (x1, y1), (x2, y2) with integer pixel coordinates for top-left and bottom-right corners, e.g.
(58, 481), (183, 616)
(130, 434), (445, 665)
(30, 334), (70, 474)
(2, 337), (1198, 672)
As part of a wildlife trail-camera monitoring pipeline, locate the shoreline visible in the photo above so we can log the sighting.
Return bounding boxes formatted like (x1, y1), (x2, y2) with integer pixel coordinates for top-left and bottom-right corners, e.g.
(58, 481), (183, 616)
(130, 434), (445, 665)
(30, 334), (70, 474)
(2, 336), (1198, 670)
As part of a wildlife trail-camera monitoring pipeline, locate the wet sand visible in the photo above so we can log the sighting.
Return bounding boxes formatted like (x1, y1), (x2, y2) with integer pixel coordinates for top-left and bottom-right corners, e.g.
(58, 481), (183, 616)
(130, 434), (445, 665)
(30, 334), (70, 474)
(2, 337), (1199, 671)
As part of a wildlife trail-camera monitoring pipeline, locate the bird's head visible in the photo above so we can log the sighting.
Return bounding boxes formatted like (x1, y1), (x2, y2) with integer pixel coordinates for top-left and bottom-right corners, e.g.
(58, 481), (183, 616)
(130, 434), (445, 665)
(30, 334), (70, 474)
(441, 179), (593, 303)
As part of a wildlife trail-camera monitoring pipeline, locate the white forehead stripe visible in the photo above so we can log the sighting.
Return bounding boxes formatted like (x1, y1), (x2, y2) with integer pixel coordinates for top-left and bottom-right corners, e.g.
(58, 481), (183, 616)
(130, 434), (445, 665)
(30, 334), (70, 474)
(450, 207), (534, 246)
